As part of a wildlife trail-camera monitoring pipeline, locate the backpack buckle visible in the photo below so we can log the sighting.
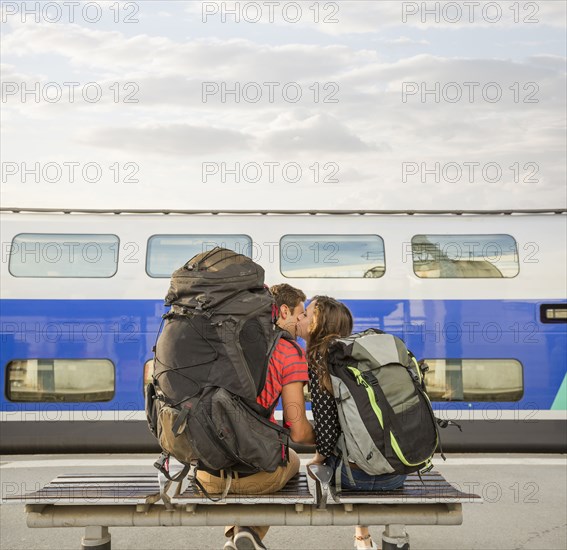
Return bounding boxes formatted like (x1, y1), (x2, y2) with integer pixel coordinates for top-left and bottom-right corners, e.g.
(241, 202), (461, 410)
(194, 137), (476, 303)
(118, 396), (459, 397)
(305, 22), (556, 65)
(154, 452), (170, 476)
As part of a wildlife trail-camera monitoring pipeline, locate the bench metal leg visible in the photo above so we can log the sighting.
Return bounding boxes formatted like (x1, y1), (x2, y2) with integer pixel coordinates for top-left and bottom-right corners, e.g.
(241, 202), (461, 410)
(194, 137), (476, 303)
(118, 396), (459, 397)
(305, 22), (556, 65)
(382, 524), (409, 550)
(81, 526), (111, 550)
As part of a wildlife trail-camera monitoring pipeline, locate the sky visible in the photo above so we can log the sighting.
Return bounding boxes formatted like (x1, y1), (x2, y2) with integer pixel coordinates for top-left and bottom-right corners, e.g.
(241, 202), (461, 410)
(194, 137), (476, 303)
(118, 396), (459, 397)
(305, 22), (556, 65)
(1, 0), (566, 210)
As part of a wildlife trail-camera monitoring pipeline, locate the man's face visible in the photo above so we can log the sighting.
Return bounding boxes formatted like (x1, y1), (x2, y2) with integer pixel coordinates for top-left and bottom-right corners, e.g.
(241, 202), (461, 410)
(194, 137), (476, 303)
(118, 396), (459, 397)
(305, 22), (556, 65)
(278, 302), (305, 337)
(296, 300), (316, 341)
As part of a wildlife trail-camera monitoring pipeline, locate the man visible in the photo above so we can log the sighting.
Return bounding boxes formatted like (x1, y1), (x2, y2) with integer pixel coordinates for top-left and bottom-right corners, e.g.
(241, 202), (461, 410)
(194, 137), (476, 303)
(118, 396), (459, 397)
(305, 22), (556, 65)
(269, 283), (306, 338)
(196, 283), (315, 550)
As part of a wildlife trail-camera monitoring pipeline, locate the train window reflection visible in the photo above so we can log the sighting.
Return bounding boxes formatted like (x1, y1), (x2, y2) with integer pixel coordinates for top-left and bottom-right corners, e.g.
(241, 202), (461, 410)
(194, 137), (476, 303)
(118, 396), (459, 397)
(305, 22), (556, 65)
(423, 359), (523, 401)
(411, 234), (519, 278)
(147, 235), (253, 278)
(6, 359), (115, 402)
(9, 234), (119, 278)
(541, 304), (567, 323)
(280, 235), (385, 278)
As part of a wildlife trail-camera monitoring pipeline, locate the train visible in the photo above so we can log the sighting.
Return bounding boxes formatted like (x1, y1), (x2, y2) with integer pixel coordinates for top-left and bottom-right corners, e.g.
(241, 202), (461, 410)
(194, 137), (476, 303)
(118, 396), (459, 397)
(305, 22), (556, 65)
(1, 208), (566, 453)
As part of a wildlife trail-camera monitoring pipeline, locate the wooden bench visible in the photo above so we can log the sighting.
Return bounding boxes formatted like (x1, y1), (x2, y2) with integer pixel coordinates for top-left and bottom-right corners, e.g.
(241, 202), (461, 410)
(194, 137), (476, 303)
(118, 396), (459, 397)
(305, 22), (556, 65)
(3, 468), (482, 550)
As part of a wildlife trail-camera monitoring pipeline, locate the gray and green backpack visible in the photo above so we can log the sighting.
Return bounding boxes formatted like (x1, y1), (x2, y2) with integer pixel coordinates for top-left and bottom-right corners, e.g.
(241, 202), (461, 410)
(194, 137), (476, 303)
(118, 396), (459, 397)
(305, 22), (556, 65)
(327, 329), (448, 484)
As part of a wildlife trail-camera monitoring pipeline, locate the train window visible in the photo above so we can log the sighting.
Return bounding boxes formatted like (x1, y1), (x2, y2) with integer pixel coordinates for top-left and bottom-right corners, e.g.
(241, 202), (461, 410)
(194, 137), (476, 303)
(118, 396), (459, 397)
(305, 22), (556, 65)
(8, 234), (119, 278)
(280, 235), (385, 278)
(146, 235), (253, 278)
(540, 304), (567, 323)
(5, 359), (115, 402)
(411, 234), (519, 278)
(423, 359), (523, 401)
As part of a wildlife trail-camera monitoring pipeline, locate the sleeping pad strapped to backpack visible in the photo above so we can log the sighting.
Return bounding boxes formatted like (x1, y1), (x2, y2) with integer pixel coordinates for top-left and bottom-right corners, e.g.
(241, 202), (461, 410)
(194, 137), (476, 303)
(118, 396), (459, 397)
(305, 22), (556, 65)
(327, 329), (444, 483)
(145, 247), (291, 493)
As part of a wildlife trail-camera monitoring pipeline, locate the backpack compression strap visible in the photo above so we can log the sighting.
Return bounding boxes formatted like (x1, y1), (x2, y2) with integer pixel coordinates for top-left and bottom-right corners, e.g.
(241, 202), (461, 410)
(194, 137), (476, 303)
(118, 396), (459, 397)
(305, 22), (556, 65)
(189, 462), (233, 502)
(152, 454), (234, 503)
(334, 434), (356, 495)
(145, 453), (191, 510)
(153, 452), (190, 482)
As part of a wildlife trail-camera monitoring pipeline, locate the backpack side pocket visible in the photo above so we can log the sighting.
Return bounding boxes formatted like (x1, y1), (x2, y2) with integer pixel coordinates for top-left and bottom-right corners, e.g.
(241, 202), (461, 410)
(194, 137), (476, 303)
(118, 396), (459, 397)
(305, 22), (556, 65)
(157, 405), (199, 464)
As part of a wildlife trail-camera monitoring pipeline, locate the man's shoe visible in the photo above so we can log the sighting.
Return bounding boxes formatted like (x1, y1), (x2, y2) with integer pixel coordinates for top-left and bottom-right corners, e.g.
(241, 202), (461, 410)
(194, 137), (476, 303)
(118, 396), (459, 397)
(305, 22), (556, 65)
(223, 538), (237, 550)
(234, 527), (267, 550)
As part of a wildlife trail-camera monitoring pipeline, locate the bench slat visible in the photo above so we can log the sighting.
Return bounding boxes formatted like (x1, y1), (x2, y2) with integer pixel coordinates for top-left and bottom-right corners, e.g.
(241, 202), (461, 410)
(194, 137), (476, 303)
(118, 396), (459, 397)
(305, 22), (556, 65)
(173, 473), (313, 504)
(2, 470), (481, 506)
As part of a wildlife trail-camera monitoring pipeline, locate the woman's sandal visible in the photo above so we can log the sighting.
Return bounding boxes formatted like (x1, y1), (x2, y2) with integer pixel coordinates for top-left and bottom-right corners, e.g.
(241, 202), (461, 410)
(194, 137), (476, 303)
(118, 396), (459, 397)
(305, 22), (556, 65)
(354, 534), (378, 550)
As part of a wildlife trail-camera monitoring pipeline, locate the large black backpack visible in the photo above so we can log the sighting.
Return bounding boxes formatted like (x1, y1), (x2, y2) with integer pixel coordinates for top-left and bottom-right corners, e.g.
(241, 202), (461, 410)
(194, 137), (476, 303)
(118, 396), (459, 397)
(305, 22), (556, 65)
(145, 247), (291, 496)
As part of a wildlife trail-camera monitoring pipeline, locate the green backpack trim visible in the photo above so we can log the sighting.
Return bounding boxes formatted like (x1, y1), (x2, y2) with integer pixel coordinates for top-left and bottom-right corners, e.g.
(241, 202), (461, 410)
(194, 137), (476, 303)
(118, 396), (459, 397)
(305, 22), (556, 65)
(348, 365), (438, 468)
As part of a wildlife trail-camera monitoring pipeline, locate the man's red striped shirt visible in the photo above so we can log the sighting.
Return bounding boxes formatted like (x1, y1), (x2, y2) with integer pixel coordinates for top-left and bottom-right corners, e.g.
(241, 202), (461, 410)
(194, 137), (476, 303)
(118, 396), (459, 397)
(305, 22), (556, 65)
(257, 338), (309, 422)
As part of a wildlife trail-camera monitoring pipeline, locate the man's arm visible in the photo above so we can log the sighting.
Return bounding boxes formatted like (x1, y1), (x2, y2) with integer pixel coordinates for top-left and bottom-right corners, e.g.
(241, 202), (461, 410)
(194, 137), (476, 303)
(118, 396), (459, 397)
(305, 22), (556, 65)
(281, 381), (316, 445)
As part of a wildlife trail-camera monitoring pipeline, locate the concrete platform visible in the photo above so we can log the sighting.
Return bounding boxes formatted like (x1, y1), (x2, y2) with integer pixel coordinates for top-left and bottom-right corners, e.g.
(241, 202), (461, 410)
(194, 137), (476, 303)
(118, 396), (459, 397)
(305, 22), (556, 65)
(1, 453), (565, 550)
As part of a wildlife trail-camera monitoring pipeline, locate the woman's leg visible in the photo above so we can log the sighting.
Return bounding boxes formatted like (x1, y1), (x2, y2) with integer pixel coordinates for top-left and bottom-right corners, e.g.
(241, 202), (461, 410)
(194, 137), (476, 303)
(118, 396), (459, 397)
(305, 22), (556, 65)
(369, 473), (406, 491)
(338, 465), (406, 548)
(354, 525), (375, 549)
(339, 465), (406, 492)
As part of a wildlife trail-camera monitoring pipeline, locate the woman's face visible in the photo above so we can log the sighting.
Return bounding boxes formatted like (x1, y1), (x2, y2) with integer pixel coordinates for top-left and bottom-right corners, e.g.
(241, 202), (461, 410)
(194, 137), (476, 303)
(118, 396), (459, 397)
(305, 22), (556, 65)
(296, 300), (317, 341)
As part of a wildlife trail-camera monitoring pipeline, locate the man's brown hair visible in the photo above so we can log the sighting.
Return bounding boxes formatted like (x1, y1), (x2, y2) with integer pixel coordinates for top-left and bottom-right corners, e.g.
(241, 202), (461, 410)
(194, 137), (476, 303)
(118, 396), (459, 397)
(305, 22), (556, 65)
(270, 284), (306, 310)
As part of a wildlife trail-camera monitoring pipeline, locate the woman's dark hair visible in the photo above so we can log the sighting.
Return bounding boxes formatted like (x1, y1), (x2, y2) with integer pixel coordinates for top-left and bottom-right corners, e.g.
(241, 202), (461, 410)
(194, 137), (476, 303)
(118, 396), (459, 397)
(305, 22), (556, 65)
(306, 295), (353, 394)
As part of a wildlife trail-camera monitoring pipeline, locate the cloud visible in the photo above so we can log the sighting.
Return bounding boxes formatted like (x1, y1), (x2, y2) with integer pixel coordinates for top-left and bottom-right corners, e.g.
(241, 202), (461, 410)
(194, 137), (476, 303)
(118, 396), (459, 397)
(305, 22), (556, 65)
(379, 37), (430, 46)
(1, 6), (565, 211)
(339, 54), (563, 93)
(1, 21), (377, 81)
(83, 123), (253, 156)
(260, 113), (376, 153)
(186, 1), (567, 33)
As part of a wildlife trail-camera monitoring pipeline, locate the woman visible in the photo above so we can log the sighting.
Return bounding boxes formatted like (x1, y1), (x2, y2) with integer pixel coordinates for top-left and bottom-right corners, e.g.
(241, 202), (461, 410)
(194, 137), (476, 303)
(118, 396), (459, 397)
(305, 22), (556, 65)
(297, 296), (406, 550)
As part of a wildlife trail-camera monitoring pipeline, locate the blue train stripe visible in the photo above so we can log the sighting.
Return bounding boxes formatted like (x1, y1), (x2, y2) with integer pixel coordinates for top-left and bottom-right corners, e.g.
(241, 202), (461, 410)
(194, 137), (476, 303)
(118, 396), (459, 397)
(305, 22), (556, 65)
(1, 298), (565, 413)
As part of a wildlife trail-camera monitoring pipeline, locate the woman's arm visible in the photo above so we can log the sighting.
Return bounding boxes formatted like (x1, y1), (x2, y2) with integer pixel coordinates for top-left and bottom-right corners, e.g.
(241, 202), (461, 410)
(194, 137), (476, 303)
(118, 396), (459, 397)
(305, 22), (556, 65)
(308, 451), (327, 464)
(308, 361), (341, 457)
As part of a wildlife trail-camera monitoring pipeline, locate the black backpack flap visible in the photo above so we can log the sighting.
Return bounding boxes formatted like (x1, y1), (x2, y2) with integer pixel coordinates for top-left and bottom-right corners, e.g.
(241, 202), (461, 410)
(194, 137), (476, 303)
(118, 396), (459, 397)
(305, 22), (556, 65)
(209, 389), (289, 473)
(327, 338), (354, 366)
(212, 287), (276, 397)
(392, 390), (438, 464)
(154, 314), (258, 404)
(184, 388), (289, 473)
(154, 289), (277, 405)
(153, 316), (218, 404)
(150, 389), (220, 470)
(165, 248), (265, 308)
